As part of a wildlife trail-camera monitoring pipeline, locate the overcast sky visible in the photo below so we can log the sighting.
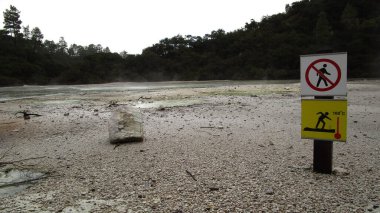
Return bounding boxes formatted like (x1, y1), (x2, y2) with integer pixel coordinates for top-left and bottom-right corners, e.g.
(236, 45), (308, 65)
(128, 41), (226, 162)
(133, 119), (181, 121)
(0, 0), (296, 54)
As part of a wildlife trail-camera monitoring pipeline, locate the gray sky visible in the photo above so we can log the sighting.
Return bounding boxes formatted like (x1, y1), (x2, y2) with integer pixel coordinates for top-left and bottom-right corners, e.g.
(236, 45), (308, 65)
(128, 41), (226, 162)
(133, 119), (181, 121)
(0, 0), (296, 54)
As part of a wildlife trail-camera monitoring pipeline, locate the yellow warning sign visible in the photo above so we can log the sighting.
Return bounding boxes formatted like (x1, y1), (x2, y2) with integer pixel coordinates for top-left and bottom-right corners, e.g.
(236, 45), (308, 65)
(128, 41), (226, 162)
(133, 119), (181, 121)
(302, 99), (347, 142)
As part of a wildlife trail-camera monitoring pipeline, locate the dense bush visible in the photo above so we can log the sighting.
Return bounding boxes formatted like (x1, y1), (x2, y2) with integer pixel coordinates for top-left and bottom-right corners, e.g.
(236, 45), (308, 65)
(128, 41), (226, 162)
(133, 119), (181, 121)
(0, 0), (379, 86)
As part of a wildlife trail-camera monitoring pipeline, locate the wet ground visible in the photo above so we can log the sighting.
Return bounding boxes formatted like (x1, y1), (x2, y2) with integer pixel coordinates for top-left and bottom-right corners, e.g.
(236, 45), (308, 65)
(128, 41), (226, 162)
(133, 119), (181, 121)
(0, 80), (379, 212)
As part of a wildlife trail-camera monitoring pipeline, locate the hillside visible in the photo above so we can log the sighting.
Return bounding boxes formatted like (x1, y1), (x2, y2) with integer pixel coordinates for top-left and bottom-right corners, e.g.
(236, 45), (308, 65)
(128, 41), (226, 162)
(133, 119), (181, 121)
(0, 0), (379, 86)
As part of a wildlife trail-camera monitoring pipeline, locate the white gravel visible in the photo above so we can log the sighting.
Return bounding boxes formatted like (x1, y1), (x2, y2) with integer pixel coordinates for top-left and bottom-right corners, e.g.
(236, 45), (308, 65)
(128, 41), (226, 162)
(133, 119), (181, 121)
(0, 80), (379, 212)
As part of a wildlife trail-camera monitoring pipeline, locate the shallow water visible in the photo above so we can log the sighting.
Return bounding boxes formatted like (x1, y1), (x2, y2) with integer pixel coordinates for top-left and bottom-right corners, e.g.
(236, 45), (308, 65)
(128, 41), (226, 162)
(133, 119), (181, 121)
(0, 80), (298, 101)
(0, 167), (45, 197)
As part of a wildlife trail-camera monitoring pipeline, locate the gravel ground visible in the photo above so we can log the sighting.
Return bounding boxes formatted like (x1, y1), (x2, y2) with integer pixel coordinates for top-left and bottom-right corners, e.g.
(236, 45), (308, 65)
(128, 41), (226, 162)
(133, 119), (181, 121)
(0, 80), (379, 212)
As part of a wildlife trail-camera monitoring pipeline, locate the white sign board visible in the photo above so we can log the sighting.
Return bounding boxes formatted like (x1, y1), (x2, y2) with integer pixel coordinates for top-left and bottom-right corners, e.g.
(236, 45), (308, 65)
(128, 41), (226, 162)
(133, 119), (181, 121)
(300, 52), (347, 96)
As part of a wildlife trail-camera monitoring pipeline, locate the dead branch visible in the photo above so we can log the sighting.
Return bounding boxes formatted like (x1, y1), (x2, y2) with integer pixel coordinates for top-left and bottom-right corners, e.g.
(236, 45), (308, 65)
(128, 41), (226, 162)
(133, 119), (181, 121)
(113, 144), (121, 149)
(185, 169), (197, 181)
(200, 126), (223, 129)
(15, 110), (42, 120)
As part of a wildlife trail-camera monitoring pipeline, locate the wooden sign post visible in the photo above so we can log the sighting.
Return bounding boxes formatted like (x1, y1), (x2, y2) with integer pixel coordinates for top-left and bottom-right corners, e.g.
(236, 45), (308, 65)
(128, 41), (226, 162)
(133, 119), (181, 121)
(300, 52), (347, 174)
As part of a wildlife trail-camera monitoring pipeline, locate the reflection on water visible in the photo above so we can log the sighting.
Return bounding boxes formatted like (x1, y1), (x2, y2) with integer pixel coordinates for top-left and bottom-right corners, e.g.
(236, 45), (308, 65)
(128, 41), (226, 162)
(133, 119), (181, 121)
(0, 80), (298, 101)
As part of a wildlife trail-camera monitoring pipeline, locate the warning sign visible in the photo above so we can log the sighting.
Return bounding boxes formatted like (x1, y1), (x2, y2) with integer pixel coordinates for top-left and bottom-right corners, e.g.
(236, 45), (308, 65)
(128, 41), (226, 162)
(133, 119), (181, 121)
(301, 99), (347, 142)
(301, 52), (347, 96)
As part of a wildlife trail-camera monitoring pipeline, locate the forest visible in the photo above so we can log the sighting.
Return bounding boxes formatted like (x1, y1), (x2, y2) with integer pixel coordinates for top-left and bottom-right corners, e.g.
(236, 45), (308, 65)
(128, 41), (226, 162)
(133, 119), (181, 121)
(0, 0), (379, 86)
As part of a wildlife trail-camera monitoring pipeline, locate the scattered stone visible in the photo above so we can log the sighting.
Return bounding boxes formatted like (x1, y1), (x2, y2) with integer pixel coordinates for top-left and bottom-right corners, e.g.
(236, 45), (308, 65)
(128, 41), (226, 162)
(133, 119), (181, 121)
(265, 188), (274, 195)
(333, 167), (350, 176)
(64, 113), (69, 116)
(209, 187), (220, 191)
(366, 203), (380, 213)
(157, 106), (165, 111)
(108, 100), (119, 107)
(108, 108), (144, 144)
(153, 198), (161, 204)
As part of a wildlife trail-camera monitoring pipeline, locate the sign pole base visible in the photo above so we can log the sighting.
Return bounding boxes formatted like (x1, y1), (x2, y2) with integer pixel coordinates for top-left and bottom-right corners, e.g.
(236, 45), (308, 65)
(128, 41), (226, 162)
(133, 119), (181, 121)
(313, 96), (333, 174)
(313, 140), (333, 174)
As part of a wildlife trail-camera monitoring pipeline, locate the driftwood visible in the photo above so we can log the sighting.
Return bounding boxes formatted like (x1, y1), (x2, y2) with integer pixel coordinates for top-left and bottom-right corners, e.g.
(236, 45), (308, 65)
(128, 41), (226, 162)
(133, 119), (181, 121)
(15, 110), (42, 120)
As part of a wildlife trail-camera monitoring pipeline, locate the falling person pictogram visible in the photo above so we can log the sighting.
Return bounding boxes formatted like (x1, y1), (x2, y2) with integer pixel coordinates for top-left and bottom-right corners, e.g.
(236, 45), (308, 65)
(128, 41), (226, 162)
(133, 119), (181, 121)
(316, 64), (331, 87)
(304, 111), (335, 133)
(315, 112), (330, 129)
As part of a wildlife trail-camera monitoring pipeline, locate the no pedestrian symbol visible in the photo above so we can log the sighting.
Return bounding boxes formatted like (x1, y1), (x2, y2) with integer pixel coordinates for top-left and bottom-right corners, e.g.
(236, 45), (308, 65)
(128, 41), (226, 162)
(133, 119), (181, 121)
(306, 59), (341, 92)
(301, 53), (347, 96)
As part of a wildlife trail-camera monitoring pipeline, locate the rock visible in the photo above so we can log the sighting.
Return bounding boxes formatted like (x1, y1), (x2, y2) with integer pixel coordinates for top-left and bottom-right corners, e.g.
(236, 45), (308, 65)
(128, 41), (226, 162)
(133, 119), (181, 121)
(333, 167), (350, 176)
(153, 198), (161, 204)
(157, 106), (165, 111)
(265, 188), (274, 195)
(209, 187), (220, 192)
(367, 203), (380, 213)
(64, 112), (69, 116)
(108, 108), (144, 144)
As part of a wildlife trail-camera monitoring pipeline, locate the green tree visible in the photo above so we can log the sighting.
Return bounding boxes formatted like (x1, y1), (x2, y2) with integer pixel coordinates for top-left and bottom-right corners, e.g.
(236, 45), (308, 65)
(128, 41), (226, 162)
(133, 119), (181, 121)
(68, 44), (79, 56)
(57, 36), (67, 54)
(341, 3), (359, 30)
(103, 47), (111, 53)
(43, 40), (57, 54)
(315, 11), (333, 47)
(23, 25), (30, 39)
(3, 5), (22, 37)
(31, 27), (43, 43)
(86, 44), (100, 55)
(119, 50), (128, 59)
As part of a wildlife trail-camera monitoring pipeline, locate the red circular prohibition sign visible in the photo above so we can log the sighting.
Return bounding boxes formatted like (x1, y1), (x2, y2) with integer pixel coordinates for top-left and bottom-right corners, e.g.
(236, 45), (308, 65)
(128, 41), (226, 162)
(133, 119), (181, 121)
(305, 58), (341, 92)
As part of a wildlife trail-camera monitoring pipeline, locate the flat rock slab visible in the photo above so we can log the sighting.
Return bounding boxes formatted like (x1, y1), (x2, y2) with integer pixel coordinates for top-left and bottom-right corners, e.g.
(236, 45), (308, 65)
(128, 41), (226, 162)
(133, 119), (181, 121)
(108, 108), (143, 144)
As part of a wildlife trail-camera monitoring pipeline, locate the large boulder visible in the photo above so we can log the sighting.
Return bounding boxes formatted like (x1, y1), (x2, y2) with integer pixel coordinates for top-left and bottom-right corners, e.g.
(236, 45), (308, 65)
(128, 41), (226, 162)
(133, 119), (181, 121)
(108, 108), (144, 144)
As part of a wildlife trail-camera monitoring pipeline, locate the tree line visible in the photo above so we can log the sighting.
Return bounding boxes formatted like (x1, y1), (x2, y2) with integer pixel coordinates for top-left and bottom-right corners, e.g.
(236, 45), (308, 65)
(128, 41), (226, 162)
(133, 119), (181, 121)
(0, 0), (379, 86)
